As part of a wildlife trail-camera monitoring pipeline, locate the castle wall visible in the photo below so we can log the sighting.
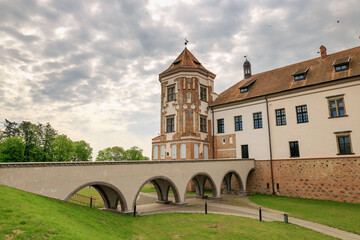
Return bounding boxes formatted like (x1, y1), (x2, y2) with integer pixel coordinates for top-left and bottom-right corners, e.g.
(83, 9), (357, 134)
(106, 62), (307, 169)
(246, 157), (360, 203)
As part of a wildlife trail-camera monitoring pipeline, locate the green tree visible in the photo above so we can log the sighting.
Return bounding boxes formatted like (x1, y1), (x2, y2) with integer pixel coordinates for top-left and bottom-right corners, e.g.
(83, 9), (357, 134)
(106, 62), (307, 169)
(96, 146), (148, 161)
(73, 140), (93, 161)
(19, 121), (41, 161)
(123, 146), (145, 160)
(96, 147), (113, 161)
(41, 123), (57, 159)
(112, 146), (125, 161)
(0, 130), (5, 143)
(4, 119), (19, 138)
(0, 137), (25, 162)
(49, 135), (74, 162)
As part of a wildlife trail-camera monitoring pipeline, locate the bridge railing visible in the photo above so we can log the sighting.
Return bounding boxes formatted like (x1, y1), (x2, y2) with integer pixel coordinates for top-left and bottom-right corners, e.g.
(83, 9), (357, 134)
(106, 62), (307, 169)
(69, 193), (96, 208)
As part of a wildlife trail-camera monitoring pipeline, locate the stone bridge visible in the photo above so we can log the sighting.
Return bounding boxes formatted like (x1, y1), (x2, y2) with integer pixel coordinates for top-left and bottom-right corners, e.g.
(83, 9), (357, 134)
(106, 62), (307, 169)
(0, 159), (254, 213)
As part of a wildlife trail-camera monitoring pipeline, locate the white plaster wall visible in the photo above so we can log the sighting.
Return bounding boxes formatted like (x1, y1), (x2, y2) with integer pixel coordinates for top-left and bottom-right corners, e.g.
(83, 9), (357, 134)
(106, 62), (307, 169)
(268, 80), (360, 159)
(213, 100), (270, 160)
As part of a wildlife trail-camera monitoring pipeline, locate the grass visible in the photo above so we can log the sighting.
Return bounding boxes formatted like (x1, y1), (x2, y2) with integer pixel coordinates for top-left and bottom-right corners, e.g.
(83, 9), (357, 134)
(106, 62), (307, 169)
(249, 194), (360, 235)
(0, 185), (336, 240)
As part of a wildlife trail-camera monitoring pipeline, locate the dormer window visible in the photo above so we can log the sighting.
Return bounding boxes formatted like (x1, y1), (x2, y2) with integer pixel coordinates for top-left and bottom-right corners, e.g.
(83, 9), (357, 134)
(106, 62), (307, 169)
(239, 79), (256, 93)
(240, 87), (248, 93)
(193, 60), (201, 66)
(173, 60), (181, 66)
(292, 67), (309, 81)
(333, 57), (350, 72)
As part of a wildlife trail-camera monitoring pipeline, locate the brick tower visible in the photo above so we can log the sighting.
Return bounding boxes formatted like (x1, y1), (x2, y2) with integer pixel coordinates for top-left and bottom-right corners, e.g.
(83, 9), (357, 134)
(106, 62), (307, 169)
(152, 47), (217, 160)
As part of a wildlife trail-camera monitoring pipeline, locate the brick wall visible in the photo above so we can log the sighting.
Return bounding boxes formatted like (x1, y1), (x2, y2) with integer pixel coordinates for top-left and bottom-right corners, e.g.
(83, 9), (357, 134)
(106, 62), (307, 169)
(246, 157), (360, 203)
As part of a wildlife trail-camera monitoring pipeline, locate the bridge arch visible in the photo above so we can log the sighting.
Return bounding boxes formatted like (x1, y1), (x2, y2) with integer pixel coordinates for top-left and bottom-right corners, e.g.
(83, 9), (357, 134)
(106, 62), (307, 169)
(245, 167), (256, 192)
(65, 181), (128, 212)
(133, 176), (181, 208)
(185, 172), (218, 199)
(221, 170), (244, 193)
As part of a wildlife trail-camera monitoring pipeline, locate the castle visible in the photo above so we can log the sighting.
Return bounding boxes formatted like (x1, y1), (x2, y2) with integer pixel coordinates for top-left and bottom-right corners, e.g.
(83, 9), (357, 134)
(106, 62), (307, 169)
(152, 45), (360, 203)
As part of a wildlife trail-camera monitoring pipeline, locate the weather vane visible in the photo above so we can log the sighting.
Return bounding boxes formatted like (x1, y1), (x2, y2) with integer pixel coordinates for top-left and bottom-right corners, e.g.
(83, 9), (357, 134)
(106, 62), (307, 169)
(185, 38), (188, 47)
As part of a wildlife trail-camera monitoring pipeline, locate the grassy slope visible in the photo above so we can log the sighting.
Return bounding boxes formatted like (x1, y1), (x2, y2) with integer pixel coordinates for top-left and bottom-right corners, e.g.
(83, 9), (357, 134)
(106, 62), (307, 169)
(0, 186), (336, 240)
(249, 194), (360, 235)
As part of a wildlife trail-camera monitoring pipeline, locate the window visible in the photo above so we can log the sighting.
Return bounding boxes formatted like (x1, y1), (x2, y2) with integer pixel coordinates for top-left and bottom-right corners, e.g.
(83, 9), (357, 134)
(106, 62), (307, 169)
(275, 109), (286, 126)
(253, 112), (262, 129)
(328, 97), (345, 118)
(187, 110), (191, 118)
(239, 79), (256, 93)
(187, 92), (191, 99)
(294, 74), (305, 81)
(241, 145), (249, 158)
(337, 135), (352, 155)
(335, 64), (349, 72)
(173, 60), (181, 66)
(166, 117), (174, 132)
(289, 141), (299, 157)
(167, 86), (175, 101)
(296, 105), (308, 123)
(200, 116), (207, 132)
(292, 67), (309, 81)
(200, 86), (207, 101)
(217, 119), (224, 133)
(333, 56), (350, 72)
(234, 116), (243, 131)
(240, 87), (248, 93)
(193, 60), (201, 66)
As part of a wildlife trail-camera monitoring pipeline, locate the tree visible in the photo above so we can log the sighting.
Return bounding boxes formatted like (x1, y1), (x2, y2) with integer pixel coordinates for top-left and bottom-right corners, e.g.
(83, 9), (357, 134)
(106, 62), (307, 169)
(49, 135), (74, 162)
(96, 147), (114, 161)
(0, 137), (25, 162)
(123, 146), (145, 160)
(4, 119), (19, 138)
(112, 146), (125, 161)
(73, 140), (93, 161)
(41, 123), (57, 159)
(0, 130), (5, 143)
(96, 146), (148, 161)
(19, 121), (41, 161)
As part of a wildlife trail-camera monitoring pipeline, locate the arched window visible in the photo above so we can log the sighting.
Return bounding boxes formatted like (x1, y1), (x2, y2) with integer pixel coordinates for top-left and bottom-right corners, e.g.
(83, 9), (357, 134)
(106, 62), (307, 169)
(204, 145), (209, 159)
(160, 145), (165, 159)
(194, 144), (199, 159)
(180, 144), (186, 158)
(153, 146), (158, 159)
(187, 92), (191, 99)
(171, 145), (177, 159)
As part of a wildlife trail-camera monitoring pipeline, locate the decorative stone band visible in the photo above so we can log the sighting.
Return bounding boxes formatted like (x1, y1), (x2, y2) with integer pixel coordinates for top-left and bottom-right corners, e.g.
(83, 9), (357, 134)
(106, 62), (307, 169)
(152, 139), (210, 146)
(0, 158), (254, 168)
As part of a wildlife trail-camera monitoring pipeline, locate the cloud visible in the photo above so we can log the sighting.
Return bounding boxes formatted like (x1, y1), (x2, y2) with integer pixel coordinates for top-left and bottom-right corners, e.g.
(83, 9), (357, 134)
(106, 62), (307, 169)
(1, 0), (360, 158)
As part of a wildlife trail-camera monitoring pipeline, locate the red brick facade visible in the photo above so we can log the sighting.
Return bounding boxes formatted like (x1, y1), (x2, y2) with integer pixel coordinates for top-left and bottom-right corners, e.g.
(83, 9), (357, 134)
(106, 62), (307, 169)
(246, 157), (360, 203)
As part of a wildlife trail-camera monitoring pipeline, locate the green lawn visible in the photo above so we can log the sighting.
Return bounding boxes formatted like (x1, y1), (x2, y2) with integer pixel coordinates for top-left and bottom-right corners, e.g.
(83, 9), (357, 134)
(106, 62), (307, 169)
(249, 194), (360, 235)
(0, 186), (335, 240)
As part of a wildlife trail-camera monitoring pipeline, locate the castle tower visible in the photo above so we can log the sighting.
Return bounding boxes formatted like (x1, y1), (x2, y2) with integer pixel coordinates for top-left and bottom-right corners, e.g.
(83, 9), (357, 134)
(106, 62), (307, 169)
(152, 47), (217, 160)
(243, 58), (252, 79)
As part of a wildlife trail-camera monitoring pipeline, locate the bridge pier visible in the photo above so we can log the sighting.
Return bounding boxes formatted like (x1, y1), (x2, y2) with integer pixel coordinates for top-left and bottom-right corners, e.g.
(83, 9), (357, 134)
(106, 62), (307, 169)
(152, 179), (173, 204)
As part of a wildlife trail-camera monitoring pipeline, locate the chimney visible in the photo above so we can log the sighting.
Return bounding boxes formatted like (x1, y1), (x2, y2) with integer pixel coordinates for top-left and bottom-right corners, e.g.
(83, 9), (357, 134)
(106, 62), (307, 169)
(320, 45), (327, 59)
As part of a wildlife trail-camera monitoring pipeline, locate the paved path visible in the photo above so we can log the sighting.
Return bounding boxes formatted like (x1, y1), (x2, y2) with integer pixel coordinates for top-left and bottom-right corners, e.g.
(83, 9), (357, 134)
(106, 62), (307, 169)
(134, 193), (360, 240)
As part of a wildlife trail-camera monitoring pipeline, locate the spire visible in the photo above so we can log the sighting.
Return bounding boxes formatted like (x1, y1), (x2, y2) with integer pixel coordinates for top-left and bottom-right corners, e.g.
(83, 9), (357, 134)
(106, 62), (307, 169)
(243, 56), (252, 79)
(159, 48), (216, 78)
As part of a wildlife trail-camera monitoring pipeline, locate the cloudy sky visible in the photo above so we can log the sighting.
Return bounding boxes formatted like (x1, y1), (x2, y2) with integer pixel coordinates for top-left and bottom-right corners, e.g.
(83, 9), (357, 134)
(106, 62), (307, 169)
(1, 0), (359, 159)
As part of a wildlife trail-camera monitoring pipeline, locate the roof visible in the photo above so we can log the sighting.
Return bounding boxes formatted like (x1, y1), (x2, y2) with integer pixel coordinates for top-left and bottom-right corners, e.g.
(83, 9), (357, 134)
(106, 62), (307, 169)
(211, 46), (360, 107)
(159, 48), (216, 78)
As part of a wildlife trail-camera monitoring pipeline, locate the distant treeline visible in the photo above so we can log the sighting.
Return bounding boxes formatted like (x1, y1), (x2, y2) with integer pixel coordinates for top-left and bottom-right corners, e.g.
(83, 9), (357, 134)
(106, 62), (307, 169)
(0, 119), (92, 162)
(0, 119), (149, 162)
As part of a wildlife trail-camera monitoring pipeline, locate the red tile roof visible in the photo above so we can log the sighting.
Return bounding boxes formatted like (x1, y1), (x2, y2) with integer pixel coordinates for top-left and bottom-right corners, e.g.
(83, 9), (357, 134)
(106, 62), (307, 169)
(160, 48), (216, 78)
(211, 46), (360, 107)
